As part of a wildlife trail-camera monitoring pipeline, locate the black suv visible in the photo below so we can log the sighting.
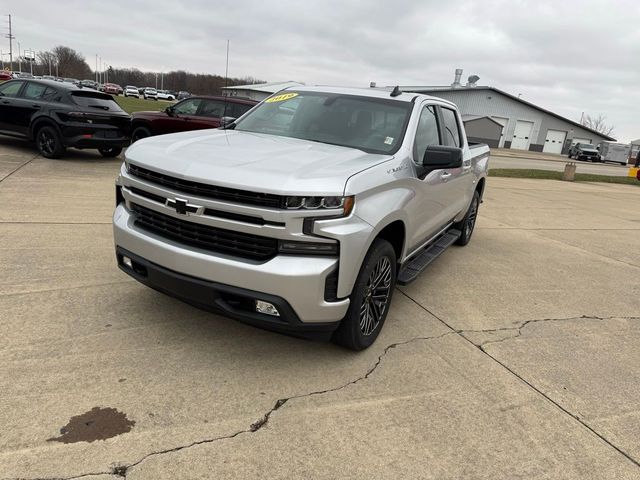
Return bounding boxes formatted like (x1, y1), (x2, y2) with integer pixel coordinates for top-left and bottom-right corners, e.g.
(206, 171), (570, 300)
(0, 79), (131, 158)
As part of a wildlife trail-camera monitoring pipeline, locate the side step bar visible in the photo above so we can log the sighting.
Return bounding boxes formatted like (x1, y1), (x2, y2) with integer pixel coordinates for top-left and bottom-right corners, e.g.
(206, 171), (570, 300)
(397, 229), (461, 285)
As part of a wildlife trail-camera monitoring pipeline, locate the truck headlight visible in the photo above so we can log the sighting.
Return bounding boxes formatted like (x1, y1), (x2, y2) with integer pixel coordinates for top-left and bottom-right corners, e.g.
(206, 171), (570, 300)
(285, 195), (354, 215)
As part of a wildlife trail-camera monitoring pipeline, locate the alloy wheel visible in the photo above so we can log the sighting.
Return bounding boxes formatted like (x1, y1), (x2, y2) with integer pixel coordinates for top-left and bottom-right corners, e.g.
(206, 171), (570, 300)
(38, 130), (56, 155)
(466, 197), (478, 238)
(359, 256), (392, 336)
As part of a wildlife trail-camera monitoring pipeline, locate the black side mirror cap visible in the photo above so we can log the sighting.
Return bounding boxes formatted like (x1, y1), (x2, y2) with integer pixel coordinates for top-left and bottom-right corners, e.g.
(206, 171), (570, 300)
(220, 116), (236, 127)
(422, 145), (463, 169)
(165, 106), (174, 116)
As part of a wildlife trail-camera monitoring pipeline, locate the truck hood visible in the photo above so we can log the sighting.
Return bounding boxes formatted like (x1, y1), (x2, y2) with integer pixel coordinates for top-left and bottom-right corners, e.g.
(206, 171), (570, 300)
(125, 129), (393, 195)
(579, 148), (599, 154)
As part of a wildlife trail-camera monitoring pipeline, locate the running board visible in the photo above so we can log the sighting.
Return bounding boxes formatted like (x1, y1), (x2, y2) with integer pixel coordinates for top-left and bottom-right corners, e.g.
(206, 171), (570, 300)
(397, 229), (461, 285)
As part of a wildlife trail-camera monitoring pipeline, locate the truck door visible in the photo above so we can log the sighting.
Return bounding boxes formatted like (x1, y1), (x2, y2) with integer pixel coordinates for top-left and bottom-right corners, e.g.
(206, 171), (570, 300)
(437, 106), (474, 218)
(404, 104), (459, 251)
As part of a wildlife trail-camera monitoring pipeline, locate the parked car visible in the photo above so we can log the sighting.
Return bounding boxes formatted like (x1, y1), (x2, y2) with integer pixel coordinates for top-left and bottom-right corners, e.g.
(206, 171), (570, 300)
(130, 95), (257, 142)
(42, 75), (56, 81)
(80, 79), (98, 90)
(568, 143), (600, 162)
(177, 91), (191, 100)
(0, 71), (11, 81)
(124, 85), (140, 98)
(0, 79), (131, 158)
(115, 86), (489, 350)
(103, 83), (121, 95)
(143, 87), (158, 100)
(156, 90), (175, 101)
(63, 78), (79, 85)
(13, 72), (34, 79)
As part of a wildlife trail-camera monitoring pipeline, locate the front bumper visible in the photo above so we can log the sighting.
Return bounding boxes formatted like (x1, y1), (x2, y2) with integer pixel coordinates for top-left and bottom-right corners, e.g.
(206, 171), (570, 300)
(113, 204), (350, 328)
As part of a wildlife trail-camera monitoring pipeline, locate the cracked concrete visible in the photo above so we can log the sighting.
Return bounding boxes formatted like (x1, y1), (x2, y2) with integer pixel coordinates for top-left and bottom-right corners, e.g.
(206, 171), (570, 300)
(2, 145), (640, 479)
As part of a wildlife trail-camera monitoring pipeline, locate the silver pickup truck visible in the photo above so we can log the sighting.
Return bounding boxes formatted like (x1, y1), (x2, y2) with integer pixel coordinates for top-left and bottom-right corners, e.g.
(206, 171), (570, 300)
(113, 86), (489, 350)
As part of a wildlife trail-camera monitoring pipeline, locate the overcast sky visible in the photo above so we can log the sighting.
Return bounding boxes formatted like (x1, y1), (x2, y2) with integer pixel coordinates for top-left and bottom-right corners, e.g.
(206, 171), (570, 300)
(4, 0), (639, 140)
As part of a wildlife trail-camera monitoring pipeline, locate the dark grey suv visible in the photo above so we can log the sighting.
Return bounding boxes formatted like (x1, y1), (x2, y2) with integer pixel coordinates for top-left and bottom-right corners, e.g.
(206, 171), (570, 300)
(0, 79), (131, 158)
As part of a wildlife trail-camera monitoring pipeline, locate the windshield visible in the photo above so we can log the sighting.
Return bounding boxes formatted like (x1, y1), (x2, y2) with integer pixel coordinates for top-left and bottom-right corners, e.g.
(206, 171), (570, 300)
(580, 144), (596, 149)
(71, 92), (126, 112)
(234, 91), (412, 154)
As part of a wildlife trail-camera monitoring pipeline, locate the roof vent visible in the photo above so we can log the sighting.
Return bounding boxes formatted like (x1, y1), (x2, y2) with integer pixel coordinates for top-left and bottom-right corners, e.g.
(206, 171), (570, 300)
(451, 68), (463, 88)
(466, 75), (480, 87)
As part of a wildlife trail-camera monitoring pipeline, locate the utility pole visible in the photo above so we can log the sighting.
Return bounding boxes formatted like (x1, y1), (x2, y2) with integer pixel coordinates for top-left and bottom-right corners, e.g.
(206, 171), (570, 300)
(17, 41), (21, 72)
(95, 54), (98, 83)
(5, 15), (14, 71)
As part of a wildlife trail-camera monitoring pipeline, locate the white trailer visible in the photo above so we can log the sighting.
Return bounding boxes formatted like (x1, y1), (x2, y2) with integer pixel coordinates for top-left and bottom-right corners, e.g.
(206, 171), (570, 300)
(597, 142), (630, 166)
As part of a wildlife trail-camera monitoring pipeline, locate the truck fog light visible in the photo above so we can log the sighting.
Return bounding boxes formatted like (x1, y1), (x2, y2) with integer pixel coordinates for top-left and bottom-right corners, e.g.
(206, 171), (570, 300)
(255, 300), (280, 316)
(122, 256), (133, 269)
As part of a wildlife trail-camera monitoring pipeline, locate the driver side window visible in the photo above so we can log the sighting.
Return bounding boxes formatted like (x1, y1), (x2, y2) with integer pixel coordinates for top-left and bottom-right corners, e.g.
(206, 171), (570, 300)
(173, 99), (201, 116)
(413, 105), (440, 162)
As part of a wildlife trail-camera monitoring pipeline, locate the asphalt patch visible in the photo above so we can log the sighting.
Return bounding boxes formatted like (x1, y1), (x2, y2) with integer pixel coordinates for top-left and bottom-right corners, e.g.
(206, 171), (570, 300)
(48, 407), (135, 443)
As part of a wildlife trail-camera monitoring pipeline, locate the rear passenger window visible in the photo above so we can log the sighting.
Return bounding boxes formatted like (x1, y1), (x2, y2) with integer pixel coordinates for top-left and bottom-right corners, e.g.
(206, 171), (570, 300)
(23, 82), (48, 100)
(414, 106), (440, 162)
(441, 108), (461, 147)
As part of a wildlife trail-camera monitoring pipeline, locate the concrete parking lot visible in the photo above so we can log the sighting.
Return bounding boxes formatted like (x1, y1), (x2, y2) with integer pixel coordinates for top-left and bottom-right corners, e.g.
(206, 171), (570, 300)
(1, 141), (639, 479)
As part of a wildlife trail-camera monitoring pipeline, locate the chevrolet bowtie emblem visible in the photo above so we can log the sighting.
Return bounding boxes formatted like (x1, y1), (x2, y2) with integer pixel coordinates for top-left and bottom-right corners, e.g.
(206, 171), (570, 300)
(166, 198), (203, 215)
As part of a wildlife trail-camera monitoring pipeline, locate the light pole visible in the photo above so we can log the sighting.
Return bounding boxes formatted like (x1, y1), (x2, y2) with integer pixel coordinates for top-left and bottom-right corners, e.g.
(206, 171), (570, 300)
(17, 41), (21, 72)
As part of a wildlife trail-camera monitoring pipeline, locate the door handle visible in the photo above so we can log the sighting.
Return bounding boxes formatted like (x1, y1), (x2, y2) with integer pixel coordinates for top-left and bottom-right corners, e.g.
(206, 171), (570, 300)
(32, 104), (41, 109)
(1, 100), (9, 104)
(441, 171), (452, 181)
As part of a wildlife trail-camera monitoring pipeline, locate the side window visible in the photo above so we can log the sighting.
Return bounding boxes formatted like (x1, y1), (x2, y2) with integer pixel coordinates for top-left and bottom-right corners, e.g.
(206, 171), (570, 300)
(0, 81), (25, 97)
(414, 106), (440, 162)
(173, 99), (201, 115)
(198, 100), (225, 118)
(441, 108), (461, 147)
(42, 87), (61, 102)
(23, 82), (48, 100)
(229, 103), (253, 118)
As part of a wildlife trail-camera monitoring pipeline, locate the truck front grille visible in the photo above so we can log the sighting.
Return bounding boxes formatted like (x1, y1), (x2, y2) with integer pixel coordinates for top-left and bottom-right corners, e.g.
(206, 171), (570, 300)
(131, 203), (278, 261)
(128, 164), (284, 208)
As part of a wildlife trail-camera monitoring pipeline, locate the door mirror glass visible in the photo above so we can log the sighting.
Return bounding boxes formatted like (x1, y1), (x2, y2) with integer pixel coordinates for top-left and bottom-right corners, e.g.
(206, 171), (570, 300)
(165, 105), (174, 115)
(422, 145), (463, 169)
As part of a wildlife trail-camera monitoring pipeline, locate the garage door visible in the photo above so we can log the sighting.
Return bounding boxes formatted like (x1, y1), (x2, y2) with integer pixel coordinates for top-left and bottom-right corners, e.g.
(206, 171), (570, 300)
(492, 117), (508, 147)
(543, 129), (567, 154)
(510, 120), (534, 150)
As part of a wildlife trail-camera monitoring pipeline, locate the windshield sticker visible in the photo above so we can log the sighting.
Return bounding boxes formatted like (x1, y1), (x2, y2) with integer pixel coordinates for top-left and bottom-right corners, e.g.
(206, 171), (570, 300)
(384, 136), (394, 145)
(265, 93), (299, 103)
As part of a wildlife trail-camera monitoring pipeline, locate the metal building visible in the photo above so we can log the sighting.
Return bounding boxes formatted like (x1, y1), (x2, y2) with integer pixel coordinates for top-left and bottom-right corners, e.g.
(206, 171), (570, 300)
(221, 81), (304, 102)
(400, 70), (615, 154)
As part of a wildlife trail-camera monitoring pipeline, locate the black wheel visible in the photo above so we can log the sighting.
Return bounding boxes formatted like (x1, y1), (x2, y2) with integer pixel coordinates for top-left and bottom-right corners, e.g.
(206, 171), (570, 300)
(332, 239), (396, 350)
(35, 125), (65, 159)
(131, 126), (151, 143)
(98, 147), (122, 158)
(454, 190), (480, 246)
(568, 152), (572, 158)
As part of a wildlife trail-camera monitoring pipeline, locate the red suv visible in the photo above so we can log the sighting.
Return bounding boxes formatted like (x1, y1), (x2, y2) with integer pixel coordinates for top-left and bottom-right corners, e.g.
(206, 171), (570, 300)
(130, 95), (257, 142)
(0, 71), (12, 81)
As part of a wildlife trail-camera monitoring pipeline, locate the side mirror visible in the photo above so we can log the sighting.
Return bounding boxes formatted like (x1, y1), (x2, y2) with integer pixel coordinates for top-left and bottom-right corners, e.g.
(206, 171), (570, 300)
(422, 145), (463, 169)
(220, 116), (236, 127)
(165, 106), (174, 116)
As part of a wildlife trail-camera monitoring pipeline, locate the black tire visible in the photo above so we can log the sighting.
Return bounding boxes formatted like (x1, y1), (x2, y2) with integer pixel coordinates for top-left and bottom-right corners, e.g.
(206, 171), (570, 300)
(568, 152), (572, 158)
(332, 239), (396, 351)
(454, 190), (480, 246)
(35, 125), (65, 159)
(131, 126), (152, 143)
(98, 147), (122, 158)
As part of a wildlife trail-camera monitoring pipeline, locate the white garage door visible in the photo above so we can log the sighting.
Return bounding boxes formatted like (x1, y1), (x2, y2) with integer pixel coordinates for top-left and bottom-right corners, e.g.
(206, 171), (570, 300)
(492, 117), (508, 147)
(543, 129), (567, 154)
(510, 120), (534, 150)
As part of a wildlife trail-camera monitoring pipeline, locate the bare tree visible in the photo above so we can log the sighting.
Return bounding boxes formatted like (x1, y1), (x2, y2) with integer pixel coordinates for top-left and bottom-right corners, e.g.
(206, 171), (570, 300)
(580, 113), (615, 138)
